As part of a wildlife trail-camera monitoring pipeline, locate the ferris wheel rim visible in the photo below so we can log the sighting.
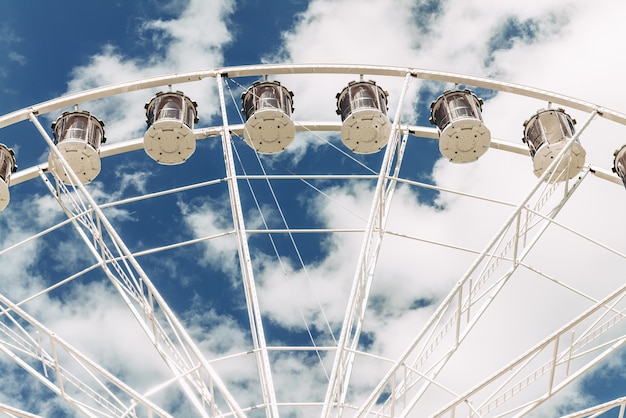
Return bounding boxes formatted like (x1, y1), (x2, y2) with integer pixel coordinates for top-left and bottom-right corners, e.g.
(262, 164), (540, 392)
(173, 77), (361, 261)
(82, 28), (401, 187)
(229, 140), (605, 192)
(2, 63), (626, 129)
(3, 63), (625, 189)
(1, 62), (626, 417)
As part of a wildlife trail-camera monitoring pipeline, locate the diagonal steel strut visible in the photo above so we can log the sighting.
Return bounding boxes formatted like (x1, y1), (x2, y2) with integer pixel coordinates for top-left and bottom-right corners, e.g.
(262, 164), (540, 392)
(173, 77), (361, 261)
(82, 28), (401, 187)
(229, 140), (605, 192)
(28, 112), (245, 418)
(216, 74), (279, 418)
(321, 73), (414, 417)
(354, 110), (600, 417)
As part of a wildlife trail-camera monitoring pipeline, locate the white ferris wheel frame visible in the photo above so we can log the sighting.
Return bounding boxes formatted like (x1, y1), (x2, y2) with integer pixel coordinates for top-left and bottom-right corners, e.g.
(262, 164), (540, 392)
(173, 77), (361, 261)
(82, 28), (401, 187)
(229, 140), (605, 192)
(0, 63), (625, 417)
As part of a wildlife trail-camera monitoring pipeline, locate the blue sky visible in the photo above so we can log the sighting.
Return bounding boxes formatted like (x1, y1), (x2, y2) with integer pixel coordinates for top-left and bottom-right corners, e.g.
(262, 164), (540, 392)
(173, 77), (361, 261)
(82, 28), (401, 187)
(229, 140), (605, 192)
(2, 0), (626, 417)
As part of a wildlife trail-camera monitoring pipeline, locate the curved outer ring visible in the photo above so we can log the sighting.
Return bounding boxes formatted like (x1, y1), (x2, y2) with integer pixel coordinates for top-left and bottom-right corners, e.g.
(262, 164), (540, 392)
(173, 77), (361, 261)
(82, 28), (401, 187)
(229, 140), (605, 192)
(2, 63), (623, 186)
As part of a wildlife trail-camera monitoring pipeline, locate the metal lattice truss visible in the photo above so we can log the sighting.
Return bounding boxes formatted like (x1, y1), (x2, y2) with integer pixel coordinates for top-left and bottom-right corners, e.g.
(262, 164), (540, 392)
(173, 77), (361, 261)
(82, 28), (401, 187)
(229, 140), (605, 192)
(0, 64), (625, 417)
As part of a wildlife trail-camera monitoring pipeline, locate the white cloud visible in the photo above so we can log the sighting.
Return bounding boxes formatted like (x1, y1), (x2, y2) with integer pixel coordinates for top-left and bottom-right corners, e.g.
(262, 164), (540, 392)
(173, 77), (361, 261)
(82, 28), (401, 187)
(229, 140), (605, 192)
(8, 51), (26, 66)
(4, 0), (626, 416)
(140, 0), (234, 70)
(62, 0), (236, 143)
(179, 198), (240, 274)
(0, 24), (23, 85)
(234, 0), (626, 415)
(270, 0), (419, 66)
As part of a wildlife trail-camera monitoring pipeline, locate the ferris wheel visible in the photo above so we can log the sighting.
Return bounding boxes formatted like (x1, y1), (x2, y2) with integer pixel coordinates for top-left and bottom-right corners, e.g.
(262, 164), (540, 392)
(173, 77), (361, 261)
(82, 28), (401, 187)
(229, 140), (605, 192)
(0, 63), (625, 417)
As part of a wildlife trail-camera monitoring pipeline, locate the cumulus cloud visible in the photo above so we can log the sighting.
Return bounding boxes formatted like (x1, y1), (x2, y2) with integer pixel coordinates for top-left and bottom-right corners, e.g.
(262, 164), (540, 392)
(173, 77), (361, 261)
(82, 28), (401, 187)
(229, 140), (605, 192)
(8, 51), (26, 66)
(62, 0), (236, 142)
(0, 1), (244, 415)
(179, 198), (240, 274)
(3, 0), (626, 416)
(0, 24), (23, 84)
(234, 0), (626, 415)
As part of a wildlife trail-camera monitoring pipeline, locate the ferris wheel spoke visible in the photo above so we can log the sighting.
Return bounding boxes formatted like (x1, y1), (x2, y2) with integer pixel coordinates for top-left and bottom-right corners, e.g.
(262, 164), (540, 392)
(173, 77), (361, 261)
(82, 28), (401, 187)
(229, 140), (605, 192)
(321, 73), (413, 417)
(560, 396), (626, 418)
(1, 63), (626, 417)
(216, 74), (278, 418)
(396, 174), (591, 417)
(0, 402), (43, 418)
(0, 289), (174, 417)
(433, 277), (626, 417)
(25, 113), (245, 417)
(355, 112), (601, 417)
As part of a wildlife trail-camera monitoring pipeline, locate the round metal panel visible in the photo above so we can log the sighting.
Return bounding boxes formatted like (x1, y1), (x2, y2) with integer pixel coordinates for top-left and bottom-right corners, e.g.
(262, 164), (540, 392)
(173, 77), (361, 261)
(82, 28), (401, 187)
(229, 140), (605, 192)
(532, 140), (586, 181)
(243, 108), (296, 153)
(48, 140), (102, 185)
(340, 108), (391, 154)
(439, 118), (491, 163)
(143, 119), (196, 164)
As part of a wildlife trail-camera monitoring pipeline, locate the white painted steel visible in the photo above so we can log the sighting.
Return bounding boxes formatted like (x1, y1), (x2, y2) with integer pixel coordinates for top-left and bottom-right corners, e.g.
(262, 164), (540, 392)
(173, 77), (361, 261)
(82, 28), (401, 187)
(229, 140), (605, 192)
(29, 113), (245, 418)
(216, 73), (279, 418)
(143, 119), (197, 164)
(358, 112), (599, 418)
(0, 64), (625, 417)
(438, 118), (491, 163)
(0, 179), (9, 212)
(321, 73), (413, 418)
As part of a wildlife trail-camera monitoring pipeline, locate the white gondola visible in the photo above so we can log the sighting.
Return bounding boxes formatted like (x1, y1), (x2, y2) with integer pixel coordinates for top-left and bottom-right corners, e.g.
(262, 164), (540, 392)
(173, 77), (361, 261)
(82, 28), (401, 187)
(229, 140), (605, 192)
(144, 91), (198, 165)
(49, 110), (105, 184)
(241, 81), (295, 153)
(0, 144), (16, 212)
(336, 80), (391, 154)
(430, 89), (491, 163)
(613, 144), (626, 188)
(523, 108), (586, 181)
